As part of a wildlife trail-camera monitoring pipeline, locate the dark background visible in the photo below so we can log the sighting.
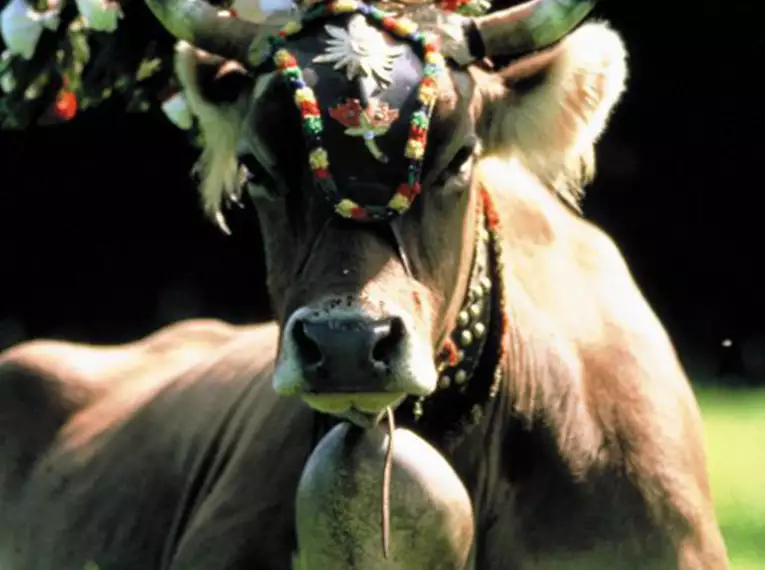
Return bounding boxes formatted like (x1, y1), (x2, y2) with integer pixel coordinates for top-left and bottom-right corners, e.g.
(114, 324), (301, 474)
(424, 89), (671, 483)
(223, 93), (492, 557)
(0, 1), (763, 383)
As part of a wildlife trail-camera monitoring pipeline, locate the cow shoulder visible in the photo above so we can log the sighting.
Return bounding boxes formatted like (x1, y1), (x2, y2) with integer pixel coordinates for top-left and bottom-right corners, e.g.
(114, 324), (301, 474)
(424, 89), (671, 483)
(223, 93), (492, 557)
(567, 209), (727, 564)
(485, 158), (724, 560)
(0, 319), (239, 491)
(2, 321), (288, 570)
(0, 339), (97, 496)
(0, 318), (238, 393)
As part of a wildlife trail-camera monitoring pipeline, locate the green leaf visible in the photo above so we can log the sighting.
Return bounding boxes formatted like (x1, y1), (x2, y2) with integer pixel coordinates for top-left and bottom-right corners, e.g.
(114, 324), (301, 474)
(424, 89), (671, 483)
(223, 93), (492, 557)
(135, 58), (162, 82)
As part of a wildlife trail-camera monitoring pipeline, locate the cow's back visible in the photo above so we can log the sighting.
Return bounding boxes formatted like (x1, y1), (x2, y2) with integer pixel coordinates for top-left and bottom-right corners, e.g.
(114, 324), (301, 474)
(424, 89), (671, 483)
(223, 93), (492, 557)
(0, 319), (283, 570)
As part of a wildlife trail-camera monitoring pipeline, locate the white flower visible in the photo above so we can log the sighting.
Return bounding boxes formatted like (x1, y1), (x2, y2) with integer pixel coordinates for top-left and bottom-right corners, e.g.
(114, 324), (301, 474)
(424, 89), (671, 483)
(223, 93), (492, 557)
(313, 14), (404, 89)
(0, 0), (61, 61)
(73, 0), (123, 33)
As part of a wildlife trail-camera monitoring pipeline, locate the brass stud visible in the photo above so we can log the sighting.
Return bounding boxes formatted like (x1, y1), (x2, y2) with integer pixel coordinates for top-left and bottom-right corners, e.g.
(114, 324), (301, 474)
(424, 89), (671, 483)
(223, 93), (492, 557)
(439, 375), (451, 389)
(469, 303), (481, 319)
(455, 369), (467, 384)
(469, 285), (483, 302)
(474, 322), (486, 339)
(460, 330), (473, 347)
(457, 310), (470, 327)
(457, 350), (465, 363)
(480, 276), (492, 293)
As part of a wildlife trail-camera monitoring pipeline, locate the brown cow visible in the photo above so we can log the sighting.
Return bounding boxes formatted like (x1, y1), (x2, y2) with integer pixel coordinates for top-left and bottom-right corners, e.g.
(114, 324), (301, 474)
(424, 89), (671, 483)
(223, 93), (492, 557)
(0, 0), (730, 568)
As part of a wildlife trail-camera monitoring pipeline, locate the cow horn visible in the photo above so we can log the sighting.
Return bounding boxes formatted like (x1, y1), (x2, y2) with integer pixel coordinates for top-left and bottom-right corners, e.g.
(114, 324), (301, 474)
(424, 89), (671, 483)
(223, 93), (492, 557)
(472, 0), (599, 58)
(144, 0), (261, 64)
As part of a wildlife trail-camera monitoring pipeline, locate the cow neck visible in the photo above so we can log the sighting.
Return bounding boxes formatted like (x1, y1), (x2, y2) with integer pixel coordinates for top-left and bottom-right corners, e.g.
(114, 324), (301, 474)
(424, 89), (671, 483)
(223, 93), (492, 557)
(398, 185), (507, 446)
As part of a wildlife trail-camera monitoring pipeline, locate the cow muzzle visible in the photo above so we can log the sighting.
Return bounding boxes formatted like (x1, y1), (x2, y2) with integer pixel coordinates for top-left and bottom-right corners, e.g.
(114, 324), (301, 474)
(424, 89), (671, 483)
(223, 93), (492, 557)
(273, 305), (437, 420)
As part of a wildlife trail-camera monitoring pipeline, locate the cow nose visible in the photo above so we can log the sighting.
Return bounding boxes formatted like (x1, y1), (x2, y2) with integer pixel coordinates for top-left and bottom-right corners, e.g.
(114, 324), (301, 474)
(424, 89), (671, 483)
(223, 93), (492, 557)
(292, 315), (406, 393)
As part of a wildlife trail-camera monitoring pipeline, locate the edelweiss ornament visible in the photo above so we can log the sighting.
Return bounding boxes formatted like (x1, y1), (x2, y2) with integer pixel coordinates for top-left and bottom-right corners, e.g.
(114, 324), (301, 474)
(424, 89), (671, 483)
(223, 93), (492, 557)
(73, 0), (123, 32)
(329, 98), (398, 162)
(313, 14), (404, 89)
(0, 0), (61, 61)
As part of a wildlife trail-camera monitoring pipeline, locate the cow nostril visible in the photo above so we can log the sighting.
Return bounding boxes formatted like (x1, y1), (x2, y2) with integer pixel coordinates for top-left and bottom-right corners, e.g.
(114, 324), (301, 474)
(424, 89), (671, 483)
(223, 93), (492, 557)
(371, 317), (405, 365)
(293, 321), (323, 366)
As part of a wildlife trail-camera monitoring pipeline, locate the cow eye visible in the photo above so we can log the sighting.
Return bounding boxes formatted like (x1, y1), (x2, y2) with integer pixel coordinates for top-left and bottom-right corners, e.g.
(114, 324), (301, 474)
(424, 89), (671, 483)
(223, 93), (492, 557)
(448, 145), (476, 175)
(433, 136), (479, 189)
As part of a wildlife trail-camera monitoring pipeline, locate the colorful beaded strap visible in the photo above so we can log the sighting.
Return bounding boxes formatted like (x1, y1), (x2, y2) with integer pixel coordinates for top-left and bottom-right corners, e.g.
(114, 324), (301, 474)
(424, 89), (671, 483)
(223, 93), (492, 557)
(264, 0), (447, 222)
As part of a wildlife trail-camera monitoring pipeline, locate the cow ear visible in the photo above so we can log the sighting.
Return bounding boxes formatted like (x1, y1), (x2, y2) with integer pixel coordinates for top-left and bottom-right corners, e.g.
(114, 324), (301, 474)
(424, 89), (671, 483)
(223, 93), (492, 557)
(174, 41), (255, 222)
(480, 22), (627, 207)
(174, 40), (255, 108)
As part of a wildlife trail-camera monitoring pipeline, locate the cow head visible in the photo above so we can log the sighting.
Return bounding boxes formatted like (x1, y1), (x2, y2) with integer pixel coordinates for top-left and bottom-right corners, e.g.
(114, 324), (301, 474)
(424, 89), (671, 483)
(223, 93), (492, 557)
(149, 0), (626, 427)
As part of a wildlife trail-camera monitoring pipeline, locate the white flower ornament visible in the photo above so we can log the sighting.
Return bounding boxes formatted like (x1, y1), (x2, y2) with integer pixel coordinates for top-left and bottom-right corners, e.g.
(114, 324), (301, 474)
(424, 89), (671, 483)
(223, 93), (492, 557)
(0, 0), (61, 61)
(313, 14), (405, 90)
(73, 0), (123, 32)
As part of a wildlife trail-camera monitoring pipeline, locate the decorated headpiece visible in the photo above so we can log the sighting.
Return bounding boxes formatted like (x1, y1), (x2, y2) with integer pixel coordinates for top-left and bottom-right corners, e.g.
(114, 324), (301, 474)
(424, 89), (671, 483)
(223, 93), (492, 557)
(263, 0), (449, 222)
(138, 0), (600, 203)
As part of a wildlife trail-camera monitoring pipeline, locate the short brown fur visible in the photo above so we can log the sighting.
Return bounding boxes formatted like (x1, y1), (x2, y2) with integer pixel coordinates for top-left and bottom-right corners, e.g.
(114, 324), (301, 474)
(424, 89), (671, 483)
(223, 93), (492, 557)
(0, 170), (729, 567)
(0, 17), (729, 570)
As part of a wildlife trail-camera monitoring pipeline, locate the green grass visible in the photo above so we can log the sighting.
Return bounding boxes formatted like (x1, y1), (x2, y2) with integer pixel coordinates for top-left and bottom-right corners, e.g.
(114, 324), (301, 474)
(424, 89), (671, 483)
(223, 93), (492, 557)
(695, 386), (765, 570)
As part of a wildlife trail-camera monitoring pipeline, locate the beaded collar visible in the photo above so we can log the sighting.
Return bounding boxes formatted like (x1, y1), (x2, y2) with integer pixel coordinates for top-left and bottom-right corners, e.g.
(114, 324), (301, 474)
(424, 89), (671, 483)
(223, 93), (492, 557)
(264, 0), (446, 222)
(397, 185), (507, 444)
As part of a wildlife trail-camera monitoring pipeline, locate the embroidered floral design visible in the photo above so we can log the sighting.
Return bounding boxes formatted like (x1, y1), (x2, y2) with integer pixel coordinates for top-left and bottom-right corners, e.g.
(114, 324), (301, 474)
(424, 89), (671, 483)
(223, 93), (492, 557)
(329, 98), (398, 162)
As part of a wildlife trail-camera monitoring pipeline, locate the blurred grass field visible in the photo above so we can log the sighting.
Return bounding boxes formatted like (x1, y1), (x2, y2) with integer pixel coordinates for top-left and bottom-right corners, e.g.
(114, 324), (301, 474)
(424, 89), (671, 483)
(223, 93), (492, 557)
(695, 386), (765, 570)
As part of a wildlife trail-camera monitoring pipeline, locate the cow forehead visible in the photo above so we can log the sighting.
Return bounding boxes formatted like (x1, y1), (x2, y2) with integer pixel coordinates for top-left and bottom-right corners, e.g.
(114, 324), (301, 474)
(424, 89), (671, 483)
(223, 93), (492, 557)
(249, 14), (460, 202)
